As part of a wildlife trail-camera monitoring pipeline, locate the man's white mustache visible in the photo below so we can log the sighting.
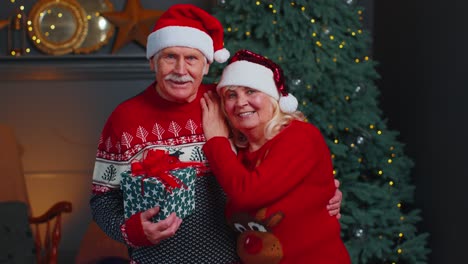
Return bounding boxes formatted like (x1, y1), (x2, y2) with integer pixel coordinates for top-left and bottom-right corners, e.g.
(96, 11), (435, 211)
(165, 74), (194, 82)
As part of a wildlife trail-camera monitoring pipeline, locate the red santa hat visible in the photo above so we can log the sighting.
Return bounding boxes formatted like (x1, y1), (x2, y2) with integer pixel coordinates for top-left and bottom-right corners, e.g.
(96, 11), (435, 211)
(217, 50), (298, 113)
(146, 4), (230, 63)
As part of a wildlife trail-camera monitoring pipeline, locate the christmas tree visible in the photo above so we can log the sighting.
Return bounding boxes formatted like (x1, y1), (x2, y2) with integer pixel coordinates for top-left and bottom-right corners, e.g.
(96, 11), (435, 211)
(207, 0), (430, 263)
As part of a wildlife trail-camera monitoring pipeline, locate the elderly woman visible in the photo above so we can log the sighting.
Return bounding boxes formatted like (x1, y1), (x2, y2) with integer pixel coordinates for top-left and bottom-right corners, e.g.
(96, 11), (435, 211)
(201, 50), (350, 264)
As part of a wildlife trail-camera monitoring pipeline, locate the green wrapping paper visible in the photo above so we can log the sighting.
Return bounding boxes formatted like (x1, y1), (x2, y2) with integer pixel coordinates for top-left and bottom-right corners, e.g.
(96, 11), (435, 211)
(121, 167), (196, 222)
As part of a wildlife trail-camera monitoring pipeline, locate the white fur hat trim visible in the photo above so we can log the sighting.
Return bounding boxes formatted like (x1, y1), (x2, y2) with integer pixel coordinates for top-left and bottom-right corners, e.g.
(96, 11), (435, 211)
(217, 60), (279, 99)
(146, 26), (214, 62)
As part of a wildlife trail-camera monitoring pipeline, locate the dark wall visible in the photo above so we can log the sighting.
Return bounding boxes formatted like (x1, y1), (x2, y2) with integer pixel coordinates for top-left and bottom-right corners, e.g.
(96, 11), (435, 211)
(374, 0), (468, 263)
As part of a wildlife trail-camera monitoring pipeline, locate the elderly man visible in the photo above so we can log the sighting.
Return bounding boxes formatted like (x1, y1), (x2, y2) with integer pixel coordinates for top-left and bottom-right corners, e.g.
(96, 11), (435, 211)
(90, 4), (342, 263)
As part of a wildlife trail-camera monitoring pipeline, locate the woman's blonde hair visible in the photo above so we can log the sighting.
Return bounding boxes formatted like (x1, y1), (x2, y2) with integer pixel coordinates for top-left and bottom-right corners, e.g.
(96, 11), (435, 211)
(220, 86), (305, 148)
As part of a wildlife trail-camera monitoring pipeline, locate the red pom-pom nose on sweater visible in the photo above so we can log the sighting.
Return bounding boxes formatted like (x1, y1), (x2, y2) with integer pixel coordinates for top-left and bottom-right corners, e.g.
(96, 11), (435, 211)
(243, 234), (263, 254)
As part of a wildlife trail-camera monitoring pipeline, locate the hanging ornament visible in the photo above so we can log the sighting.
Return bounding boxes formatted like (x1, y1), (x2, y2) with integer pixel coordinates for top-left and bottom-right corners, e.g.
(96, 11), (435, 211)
(289, 78), (302, 92)
(292, 78), (302, 86)
(349, 135), (364, 153)
(352, 83), (367, 97)
(322, 25), (331, 35)
(217, 0), (227, 7)
(353, 227), (366, 239)
(356, 135), (365, 145)
(345, 0), (356, 5)
(351, 129), (372, 153)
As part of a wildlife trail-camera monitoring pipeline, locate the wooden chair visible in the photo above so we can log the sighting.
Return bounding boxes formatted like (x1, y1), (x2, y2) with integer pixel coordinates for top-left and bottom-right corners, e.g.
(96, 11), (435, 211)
(0, 124), (72, 264)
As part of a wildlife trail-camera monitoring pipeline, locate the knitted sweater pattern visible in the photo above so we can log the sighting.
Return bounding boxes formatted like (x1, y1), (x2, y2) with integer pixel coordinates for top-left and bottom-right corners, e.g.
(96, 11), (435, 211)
(90, 83), (238, 263)
(203, 120), (350, 264)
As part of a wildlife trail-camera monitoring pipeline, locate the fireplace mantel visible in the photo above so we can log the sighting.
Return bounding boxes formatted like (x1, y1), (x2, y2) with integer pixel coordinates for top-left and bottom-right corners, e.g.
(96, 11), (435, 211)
(0, 55), (153, 81)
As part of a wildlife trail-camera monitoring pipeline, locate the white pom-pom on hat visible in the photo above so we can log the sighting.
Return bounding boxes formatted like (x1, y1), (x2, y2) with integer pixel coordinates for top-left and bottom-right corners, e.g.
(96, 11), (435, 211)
(279, 94), (298, 113)
(214, 48), (230, 63)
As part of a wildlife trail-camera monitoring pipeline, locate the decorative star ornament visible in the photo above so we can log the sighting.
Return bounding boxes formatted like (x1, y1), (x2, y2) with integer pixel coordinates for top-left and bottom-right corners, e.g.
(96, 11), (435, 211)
(0, 19), (8, 30)
(101, 0), (164, 54)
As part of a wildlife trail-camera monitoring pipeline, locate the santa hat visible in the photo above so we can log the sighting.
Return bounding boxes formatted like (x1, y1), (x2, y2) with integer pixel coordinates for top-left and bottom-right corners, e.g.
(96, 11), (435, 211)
(146, 4), (229, 63)
(217, 50), (298, 113)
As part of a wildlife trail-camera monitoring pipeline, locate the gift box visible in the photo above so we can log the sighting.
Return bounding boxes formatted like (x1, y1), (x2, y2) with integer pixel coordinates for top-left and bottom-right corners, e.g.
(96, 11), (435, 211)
(121, 150), (198, 222)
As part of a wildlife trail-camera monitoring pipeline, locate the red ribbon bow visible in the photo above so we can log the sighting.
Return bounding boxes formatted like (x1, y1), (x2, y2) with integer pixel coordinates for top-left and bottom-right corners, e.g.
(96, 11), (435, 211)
(131, 149), (200, 194)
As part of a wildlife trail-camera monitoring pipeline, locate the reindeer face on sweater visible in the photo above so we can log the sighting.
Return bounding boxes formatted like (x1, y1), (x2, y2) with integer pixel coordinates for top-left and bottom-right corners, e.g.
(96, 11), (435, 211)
(229, 208), (284, 264)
